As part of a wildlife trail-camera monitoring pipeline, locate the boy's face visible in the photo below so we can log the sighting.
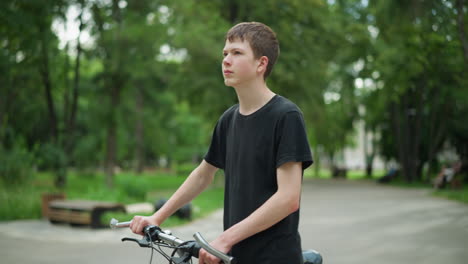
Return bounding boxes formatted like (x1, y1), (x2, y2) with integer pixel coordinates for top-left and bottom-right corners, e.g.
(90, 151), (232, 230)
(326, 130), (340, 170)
(222, 38), (265, 87)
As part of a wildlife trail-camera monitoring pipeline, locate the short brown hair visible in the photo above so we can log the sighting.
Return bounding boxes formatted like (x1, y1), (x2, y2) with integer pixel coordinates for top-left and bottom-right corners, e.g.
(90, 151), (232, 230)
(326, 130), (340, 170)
(225, 22), (280, 79)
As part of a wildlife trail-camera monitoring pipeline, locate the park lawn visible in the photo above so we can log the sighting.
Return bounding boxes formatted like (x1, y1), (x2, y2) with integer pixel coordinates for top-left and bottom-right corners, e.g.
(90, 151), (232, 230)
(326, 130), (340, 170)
(389, 179), (468, 204)
(303, 168), (331, 179)
(303, 167), (385, 180)
(433, 187), (468, 204)
(0, 170), (224, 227)
(102, 187), (225, 227)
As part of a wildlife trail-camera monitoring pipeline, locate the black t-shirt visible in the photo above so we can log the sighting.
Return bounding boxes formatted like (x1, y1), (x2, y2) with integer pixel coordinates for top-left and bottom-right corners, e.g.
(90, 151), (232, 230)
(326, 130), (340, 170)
(204, 95), (313, 264)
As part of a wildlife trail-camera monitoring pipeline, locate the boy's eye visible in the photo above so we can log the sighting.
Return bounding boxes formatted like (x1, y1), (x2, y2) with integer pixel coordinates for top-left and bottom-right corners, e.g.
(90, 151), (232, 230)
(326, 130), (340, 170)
(222, 50), (241, 57)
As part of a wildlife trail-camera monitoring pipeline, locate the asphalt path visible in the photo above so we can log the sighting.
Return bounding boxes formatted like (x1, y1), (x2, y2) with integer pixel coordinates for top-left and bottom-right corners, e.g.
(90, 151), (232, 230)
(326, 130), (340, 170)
(1, 179), (468, 264)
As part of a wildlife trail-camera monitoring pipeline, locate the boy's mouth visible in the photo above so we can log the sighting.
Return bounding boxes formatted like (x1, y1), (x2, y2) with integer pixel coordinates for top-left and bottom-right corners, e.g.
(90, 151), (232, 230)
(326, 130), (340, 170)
(223, 70), (233, 75)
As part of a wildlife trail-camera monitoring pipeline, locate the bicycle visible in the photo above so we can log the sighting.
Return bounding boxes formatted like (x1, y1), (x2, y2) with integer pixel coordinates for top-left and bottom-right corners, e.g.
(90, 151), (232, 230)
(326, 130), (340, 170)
(110, 218), (323, 264)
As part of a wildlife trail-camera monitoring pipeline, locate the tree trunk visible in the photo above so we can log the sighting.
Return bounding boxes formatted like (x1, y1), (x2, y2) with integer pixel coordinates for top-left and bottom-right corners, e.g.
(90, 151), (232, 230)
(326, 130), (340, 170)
(63, 42), (71, 130)
(456, 0), (468, 65)
(328, 151), (336, 177)
(364, 122), (376, 178)
(425, 86), (448, 182)
(39, 23), (68, 187)
(104, 0), (124, 188)
(105, 82), (121, 188)
(65, 3), (84, 154)
(105, 131), (116, 187)
(392, 100), (408, 181)
(134, 85), (145, 173)
(394, 81), (425, 183)
(228, 0), (239, 23)
(39, 29), (58, 142)
(0, 88), (17, 137)
(0, 94), (3, 132)
(411, 81), (424, 182)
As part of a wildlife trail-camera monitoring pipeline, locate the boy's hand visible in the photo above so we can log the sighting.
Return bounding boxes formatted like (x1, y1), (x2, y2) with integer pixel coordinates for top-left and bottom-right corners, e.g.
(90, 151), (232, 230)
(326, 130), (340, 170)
(198, 236), (232, 264)
(129, 215), (159, 235)
(198, 248), (220, 264)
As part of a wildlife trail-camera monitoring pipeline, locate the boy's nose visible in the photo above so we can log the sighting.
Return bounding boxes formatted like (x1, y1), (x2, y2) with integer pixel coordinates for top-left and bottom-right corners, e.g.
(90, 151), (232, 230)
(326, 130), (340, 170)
(223, 56), (231, 66)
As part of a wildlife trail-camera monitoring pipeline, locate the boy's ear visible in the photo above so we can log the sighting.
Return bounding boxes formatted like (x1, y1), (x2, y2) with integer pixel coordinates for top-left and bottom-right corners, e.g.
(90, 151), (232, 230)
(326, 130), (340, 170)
(257, 56), (269, 75)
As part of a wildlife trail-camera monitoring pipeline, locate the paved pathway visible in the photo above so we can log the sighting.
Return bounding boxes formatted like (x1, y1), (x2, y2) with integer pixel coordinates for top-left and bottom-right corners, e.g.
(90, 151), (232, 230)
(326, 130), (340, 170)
(299, 179), (468, 264)
(1, 179), (468, 264)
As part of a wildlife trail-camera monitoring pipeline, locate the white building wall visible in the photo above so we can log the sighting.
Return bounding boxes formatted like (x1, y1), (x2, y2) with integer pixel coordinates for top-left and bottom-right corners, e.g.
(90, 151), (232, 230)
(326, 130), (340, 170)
(343, 119), (385, 170)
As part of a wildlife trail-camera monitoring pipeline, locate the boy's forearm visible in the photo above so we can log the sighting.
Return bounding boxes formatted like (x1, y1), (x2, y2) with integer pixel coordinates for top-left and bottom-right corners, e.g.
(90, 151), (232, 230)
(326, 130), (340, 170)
(153, 160), (217, 224)
(219, 189), (299, 248)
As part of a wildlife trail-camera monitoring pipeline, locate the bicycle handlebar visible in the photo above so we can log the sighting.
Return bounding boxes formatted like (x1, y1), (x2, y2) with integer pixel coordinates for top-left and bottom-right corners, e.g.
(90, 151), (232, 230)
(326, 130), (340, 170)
(109, 218), (131, 229)
(110, 218), (236, 264)
(193, 232), (235, 264)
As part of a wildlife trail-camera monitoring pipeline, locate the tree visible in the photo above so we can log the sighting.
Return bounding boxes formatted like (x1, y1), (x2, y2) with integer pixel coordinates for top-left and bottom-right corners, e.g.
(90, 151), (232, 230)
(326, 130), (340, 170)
(366, 0), (468, 182)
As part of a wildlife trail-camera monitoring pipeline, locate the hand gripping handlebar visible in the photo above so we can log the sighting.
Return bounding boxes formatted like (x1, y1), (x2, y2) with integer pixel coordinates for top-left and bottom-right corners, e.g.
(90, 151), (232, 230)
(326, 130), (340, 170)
(110, 218), (236, 264)
(193, 232), (235, 264)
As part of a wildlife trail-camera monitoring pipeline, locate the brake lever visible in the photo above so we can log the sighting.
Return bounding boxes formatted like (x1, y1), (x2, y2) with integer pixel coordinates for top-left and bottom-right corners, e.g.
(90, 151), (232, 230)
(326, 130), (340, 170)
(171, 252), (192, 264)
(121, 237), (151, 248)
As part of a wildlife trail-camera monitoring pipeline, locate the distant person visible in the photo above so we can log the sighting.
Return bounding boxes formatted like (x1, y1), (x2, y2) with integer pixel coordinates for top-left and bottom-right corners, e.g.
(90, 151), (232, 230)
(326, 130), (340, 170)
(377, 167), (398, 184)
(433, 162), (463, 189)
(130, 22), (313, 264)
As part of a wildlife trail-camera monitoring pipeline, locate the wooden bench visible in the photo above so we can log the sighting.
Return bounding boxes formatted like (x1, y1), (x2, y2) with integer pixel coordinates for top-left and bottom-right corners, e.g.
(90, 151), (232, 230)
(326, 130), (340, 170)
(48, 200), (125, 228)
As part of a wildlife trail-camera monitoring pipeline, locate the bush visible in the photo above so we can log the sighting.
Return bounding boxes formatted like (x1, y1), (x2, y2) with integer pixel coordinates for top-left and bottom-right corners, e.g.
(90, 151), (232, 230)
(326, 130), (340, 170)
(0, 185), (42, 220)
(117, 176), (148, 201)
(37, 143), (67, 171)
(173, 162), (197, 176)
(0, 142), (35, 184)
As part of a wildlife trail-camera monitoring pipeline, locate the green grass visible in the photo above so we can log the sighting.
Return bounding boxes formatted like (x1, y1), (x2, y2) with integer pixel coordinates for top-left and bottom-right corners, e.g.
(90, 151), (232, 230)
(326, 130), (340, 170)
(383, 179), (431, 188)
(388, 181), (468, 204)
(0, 183), (45, 220)
(303, 168), (331, 178)
(303, 167), (385, 180)
(102, 187), (225, 227)
(433, 186), (468, 204)
(0, 169), (224, 226)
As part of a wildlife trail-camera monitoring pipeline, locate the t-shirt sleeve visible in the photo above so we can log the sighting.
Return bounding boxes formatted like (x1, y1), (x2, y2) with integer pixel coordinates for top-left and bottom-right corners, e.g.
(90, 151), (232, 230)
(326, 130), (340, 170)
(275, 111), (313, 170)
(204, 120), (225, 169)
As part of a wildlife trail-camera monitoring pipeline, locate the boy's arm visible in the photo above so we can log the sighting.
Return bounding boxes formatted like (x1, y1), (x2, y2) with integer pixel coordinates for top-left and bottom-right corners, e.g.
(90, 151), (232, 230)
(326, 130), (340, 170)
(198, 161), (302, 264)
(130, 160), (218, 234)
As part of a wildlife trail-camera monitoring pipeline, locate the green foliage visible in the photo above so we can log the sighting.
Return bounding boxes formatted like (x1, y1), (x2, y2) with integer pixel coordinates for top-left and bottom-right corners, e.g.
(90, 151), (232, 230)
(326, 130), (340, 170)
(173, 163), (198, 177)
(1, 0), (468, 187)
(60, 172), (187, 203)
(117, 176), (148, 201)
(192, 187), (225, 216)
(0, 139), (35, 184)
(360, 0), (468, 181)
(37, 143), (67, 170)
(303, 168), (332, 179)
(0, 184), (43, 220)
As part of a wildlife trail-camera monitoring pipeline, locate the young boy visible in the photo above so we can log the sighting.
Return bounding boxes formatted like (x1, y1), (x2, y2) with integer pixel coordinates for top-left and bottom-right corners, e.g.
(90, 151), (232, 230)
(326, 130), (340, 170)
(130, 22), (313, 264)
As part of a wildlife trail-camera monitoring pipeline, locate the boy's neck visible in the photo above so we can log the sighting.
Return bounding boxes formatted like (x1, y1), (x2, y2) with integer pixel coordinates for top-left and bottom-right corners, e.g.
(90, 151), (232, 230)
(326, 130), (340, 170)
(234, 80), (276, 116)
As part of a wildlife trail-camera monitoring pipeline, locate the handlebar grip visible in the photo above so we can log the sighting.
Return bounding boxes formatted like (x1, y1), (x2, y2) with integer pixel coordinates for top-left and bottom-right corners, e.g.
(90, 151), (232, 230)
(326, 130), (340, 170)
(193, 232), (236, 264)
(109, 218), (132, 229)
